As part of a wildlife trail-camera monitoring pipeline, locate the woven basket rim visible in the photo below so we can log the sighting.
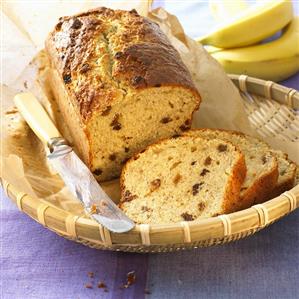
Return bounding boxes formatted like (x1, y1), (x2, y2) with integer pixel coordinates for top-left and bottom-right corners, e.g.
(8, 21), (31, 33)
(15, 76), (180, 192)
(2, 74), (299, 251)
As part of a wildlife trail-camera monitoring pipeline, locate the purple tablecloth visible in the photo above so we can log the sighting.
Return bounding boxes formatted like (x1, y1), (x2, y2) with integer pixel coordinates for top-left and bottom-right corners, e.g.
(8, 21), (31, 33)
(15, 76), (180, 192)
(1, 3), (299, 299)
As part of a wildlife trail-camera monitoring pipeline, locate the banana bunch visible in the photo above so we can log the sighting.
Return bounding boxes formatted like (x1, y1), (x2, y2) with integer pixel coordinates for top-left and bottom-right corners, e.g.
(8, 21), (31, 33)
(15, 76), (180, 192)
(198, 0), (299, 82)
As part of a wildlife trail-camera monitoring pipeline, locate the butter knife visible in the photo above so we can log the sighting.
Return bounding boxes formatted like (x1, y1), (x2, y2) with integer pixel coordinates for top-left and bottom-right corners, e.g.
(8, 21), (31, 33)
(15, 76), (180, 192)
(14, 93), (135, 233)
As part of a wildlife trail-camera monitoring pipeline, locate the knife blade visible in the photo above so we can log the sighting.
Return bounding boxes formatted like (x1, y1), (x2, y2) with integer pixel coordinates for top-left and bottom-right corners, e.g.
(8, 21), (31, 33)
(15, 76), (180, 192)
(14, 92), (135, 233)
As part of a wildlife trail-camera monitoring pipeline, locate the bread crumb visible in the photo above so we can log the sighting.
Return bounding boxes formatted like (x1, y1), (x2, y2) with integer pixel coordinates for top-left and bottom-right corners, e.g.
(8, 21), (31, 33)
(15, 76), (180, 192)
(85, 283), (93, 289)
(90, 204), (97, 214)
(121, 271), (136, 289)
(97, 281), (107, 288)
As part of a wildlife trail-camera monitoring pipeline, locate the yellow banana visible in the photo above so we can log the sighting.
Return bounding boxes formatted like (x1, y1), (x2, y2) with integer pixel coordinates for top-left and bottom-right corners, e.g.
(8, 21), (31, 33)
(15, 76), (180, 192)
(209, 0), (249, 21)
(198, 0), (294, 48)
(210, 17), (299, 82)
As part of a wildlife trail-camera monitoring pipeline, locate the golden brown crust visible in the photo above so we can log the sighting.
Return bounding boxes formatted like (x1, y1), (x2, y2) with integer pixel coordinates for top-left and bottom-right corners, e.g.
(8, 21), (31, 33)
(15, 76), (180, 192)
(240, 166), (278, 207)
(47, 67), (91, 164)
(45, 7), (200, 121)
(222, 153), (247, 213)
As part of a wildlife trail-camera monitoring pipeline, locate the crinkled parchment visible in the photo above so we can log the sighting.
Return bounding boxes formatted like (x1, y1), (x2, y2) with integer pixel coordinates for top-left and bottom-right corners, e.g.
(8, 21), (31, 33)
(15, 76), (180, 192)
(1, 1), (298, 215)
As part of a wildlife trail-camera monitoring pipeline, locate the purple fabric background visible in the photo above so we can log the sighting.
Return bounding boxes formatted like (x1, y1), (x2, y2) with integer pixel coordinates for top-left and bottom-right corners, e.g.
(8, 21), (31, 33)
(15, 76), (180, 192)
(0, 193), (149, 299)
(1, 2), (299, 299)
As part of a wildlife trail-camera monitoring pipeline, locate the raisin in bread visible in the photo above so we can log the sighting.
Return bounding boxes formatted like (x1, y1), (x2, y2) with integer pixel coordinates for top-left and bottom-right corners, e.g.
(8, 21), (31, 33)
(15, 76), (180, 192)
(184, 129), (279, 209)
(119, 136), (246, 224)
(269, 150), (297, 198)
(45, 7), (201, 182)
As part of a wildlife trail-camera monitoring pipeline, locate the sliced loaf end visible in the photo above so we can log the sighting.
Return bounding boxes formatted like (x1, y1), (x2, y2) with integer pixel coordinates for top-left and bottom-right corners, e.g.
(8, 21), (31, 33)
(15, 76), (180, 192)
(183, 129), (279, 209)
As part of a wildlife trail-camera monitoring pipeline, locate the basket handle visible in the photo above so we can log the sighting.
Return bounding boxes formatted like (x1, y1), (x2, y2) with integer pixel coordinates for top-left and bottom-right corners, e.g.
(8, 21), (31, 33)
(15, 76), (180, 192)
(14, 92), (62, 144)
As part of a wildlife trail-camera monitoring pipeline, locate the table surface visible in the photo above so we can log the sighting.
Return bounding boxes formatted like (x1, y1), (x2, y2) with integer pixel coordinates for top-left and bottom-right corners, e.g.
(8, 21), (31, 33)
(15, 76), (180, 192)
(1, 2), (299, 299)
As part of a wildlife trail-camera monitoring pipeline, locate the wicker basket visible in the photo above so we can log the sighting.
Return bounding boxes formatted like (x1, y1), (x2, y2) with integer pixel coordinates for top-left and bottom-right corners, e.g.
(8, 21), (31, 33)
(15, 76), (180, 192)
(1, 74), (299, 253)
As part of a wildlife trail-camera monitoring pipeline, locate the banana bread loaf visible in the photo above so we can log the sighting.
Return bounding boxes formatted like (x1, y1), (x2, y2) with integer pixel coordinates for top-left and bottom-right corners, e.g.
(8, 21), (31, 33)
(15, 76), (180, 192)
(45, 7), (201, 181)
(119, 135), (246, 224)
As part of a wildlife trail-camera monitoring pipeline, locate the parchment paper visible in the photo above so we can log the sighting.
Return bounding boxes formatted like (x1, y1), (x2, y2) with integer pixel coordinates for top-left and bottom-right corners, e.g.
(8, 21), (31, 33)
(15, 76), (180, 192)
(1, 1), (298, 215)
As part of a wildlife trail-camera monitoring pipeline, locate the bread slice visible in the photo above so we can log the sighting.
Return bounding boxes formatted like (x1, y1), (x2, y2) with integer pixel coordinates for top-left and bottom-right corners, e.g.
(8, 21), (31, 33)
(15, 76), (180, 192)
(184, 129), (278, 209)
(269, 150), (297, 198)
(119, 136), (246, 224)
(45, 7), (201, 182)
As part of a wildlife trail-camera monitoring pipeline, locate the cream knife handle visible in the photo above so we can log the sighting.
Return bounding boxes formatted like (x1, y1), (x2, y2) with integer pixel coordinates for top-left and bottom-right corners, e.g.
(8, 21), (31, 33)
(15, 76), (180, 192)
(14, 92), (61, 144)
